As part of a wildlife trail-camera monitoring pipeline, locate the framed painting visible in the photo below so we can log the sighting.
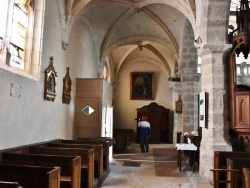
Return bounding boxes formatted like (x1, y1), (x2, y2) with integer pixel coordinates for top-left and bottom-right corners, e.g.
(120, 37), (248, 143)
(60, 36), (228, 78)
(130, 72), (154, 100)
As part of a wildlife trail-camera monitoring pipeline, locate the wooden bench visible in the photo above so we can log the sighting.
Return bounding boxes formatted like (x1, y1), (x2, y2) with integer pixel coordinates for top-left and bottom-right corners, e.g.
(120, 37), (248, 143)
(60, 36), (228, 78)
(227, 158), (250, 188)
(1, 152), (81, 188)
(58, 139), (110, 173)
(79, 137), (115, 165)
(210, 151), (250, 188)
(28, 146), (94, 188)
(0, 181), (19, 188)
(0, 164), (60, 188)
(82, 137), (116, 147)
(214, 151), (250, 169)
(243, 168), (250, 188)
(47, 143), (103, 181)
(210, 169), (239, 188)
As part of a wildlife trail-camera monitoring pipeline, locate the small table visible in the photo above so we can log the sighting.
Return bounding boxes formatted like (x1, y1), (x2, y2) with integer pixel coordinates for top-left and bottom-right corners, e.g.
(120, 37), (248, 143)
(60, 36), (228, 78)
(175, 143), (197, 172)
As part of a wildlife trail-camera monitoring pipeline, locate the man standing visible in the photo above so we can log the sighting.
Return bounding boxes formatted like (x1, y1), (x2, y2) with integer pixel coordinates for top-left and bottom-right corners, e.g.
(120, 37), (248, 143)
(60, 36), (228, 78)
(138, 116), (151, 153)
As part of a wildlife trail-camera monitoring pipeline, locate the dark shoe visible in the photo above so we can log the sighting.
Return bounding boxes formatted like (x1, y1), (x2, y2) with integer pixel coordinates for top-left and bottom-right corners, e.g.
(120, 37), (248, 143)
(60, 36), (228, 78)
(146, 149), (149, 152)
(141, 150), (145, 153)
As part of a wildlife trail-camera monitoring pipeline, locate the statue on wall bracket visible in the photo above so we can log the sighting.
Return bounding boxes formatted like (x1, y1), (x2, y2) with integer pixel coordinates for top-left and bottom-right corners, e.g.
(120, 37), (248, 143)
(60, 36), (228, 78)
(175, 95), (182, 114)
(44, 57), (58, 102)
(62, 67), (72, 104)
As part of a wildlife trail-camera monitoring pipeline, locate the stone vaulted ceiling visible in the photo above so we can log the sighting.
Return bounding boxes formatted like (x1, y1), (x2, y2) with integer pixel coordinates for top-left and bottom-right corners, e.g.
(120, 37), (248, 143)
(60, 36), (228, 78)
(59, 0), (197, 80)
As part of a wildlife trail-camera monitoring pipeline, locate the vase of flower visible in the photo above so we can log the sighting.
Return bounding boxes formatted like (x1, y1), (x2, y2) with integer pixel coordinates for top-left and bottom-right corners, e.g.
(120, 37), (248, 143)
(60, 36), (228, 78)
(184, 131), (198, 144)
(187, 138), (192, 144)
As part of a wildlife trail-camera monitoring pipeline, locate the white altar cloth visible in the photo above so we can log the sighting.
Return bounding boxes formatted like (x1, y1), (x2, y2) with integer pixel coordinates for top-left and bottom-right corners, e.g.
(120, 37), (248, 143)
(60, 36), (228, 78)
(175, 143), (197, 151)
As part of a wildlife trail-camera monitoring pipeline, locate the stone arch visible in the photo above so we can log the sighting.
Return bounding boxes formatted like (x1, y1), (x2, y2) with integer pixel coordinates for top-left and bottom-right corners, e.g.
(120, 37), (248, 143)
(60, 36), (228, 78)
(200, 0), (231, 46)
(103, 36), (177, 58)
(111, 41), (172, 82)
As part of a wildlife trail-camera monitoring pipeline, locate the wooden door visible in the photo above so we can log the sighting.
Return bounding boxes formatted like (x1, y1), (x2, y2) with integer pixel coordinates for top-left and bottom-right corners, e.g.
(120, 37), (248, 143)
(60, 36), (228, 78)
(75, 97), (101, 138)
(75, 78), (113, 139)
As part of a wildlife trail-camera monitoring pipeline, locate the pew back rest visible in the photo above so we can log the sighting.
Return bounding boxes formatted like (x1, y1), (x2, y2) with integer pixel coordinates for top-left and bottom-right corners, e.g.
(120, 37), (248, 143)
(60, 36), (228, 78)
(47, 143), (103, 159)
(0, 164), (60, 188)
(1, 152), (80, 176)
(28, 146), (94, 166)
(214, 151), (250, 168)
(59, 139), (109, 170)
(61, 140), (108, 151)
(78, 137), (115, 147)
(0, 181), (19, 188)
(227, 158), (250, 171)
(47, 143), (103, 179)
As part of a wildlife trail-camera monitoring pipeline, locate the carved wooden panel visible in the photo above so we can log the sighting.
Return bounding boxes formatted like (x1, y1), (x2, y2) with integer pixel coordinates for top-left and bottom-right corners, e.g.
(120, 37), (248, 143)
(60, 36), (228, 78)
(44, 57), (58, 102)
(62, 67), (72, 104)
(235, 92), (250, 132)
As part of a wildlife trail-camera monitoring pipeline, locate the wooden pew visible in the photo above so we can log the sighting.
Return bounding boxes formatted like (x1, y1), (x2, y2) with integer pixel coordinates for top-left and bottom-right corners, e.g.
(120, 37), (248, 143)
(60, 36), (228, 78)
(0, 181), (19, 188)
(1, 152), (81, 188)
(47, 143), (103, 181)
(79, 137), (115, 167)
(227, 158), (250, 188)
(28, 146), (94, 188)
(210, 169), (239, 188)
(55, 139), (110, 174)
(0, 164), (60, 188)
(82, 137), (116, 147)
(211, 151), (250, 188)
(214, 151), (250, 169)
(243, 168), (250, 188)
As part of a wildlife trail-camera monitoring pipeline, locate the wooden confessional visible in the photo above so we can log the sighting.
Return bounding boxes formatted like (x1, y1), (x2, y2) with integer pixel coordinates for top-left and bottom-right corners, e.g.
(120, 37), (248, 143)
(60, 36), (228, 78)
(136, 102), (174, 144)
(228, 0), (250, 143)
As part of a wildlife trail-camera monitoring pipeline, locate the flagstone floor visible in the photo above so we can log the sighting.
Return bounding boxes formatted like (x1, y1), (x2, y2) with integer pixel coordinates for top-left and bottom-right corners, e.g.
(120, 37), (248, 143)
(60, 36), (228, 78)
(101, 144), (212, 188)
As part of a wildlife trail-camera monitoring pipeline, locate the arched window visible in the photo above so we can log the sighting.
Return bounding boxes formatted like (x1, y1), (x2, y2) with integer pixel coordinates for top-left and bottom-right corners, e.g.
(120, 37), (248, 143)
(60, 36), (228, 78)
(0, 0), (45, 80)
(9, 1), (29, 69)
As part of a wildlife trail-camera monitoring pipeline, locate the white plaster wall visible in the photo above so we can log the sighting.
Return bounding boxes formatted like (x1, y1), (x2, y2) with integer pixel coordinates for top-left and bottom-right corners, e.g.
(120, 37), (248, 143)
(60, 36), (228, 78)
(0, 0), (97, 150)
(113, 58), (173, 134)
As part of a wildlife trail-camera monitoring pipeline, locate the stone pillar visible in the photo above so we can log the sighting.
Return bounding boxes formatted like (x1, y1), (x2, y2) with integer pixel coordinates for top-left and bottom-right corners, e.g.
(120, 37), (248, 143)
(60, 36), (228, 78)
(199, 45), (232, 182)
(181, 20), (200, 135)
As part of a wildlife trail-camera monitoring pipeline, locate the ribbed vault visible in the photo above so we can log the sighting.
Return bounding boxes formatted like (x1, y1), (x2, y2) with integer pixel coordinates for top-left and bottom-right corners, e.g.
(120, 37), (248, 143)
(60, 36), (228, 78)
(59, 0), (199, 84)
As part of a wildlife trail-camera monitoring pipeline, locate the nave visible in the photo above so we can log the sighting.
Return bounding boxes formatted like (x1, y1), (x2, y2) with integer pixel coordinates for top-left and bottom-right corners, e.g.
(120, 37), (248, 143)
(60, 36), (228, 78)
(102, 144), (212, 188)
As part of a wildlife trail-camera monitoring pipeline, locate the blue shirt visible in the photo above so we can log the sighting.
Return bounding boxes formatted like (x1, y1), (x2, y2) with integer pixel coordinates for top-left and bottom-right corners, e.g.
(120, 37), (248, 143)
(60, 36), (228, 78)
(138, 120), (151, 135)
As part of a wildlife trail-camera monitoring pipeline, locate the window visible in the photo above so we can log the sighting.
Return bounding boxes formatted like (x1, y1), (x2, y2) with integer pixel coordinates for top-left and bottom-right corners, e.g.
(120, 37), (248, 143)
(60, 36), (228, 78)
(9, 2), (28, 69)
(0, 0), (45, 80)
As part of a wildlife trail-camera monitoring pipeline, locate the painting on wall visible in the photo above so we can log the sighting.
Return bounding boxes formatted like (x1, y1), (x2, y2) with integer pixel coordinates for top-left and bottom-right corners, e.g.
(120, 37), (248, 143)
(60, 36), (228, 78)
(130, 72), (154, 100)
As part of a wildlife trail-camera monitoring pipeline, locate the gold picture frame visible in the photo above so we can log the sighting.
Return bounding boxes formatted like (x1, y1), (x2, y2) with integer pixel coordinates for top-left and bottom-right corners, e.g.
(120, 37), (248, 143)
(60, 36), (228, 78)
(130, 72), (154, 100)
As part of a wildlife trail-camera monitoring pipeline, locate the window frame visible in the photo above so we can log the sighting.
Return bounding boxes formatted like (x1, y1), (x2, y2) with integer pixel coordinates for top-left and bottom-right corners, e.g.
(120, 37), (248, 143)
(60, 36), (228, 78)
(0, 0), (45, 80)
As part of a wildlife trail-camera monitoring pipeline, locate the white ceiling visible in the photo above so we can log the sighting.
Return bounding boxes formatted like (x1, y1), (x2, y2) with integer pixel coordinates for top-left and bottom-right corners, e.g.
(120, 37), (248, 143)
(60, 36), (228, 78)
(74, 0), (192, 78)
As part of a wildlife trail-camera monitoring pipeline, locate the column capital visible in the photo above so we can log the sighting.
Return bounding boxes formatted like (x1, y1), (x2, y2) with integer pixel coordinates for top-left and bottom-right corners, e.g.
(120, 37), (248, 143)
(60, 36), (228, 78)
(200, 44), (232, 56)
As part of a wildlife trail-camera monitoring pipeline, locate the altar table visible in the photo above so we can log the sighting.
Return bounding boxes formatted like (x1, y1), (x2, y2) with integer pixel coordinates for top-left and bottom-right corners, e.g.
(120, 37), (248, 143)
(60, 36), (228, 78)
(175, 143), (197, 172)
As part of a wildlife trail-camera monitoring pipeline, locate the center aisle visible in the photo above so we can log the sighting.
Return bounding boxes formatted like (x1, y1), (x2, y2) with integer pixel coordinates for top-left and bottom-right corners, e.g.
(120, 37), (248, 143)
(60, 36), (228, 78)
(101, 144), (212, 188)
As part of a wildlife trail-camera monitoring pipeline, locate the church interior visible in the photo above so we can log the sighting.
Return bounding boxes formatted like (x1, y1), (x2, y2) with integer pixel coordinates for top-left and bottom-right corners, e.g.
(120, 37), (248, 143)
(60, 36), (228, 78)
(1, 0), (250, 187)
